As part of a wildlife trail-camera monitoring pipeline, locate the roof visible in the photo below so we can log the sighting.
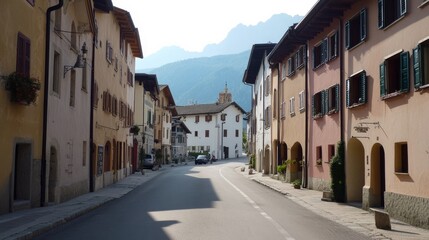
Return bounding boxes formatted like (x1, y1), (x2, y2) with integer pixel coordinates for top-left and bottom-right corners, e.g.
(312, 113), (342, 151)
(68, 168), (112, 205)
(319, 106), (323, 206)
(269, 0), (355, 63)
(113, 7), (143, 58)
(176, 102), (246, 116)
(159, 85), (177, 116)
(135, 73), (159, 99)
(242, 43), (276, 85)
(173, 118), (191, 134)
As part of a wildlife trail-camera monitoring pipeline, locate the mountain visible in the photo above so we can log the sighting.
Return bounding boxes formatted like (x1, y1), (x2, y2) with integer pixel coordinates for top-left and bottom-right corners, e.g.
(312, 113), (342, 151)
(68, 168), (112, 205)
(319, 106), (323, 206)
(138, 13), (303, 71)
(143, 13), (304, 112)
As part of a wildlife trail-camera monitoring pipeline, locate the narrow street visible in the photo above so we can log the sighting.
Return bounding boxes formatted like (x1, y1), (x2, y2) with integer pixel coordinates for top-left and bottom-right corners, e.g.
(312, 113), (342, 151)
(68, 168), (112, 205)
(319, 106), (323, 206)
(34, 160), (369, 240)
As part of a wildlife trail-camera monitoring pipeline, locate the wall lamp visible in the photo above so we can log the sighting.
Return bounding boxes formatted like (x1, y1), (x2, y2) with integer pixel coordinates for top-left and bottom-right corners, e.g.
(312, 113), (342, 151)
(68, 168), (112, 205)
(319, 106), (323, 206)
(64, 42), (87, 78)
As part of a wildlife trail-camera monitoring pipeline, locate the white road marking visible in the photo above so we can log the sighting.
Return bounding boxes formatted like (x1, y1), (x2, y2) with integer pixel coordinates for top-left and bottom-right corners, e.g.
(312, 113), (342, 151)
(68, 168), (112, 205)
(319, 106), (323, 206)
(219, 168), (296, 240)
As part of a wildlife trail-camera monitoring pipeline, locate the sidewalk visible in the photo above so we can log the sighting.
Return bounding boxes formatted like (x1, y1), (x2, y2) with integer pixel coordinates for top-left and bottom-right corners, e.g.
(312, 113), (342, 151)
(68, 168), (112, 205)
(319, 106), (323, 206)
(235, 165), (429, 240)
(0, 168), (166, 240)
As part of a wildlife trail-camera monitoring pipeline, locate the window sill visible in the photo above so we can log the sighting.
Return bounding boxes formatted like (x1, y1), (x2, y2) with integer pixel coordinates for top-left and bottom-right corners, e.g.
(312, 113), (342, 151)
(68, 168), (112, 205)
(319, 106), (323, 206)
(313, 114), (323, 120)
(394, 172), (409, 176)
(347, 40), (365, 52)
(415, 83), (429, 91)
(327, 109), (338, 115)
(347, 102), (365, 109)
(380, 15), (406, 31)
(381, 90), (407, 100)
(290, 112), (295, 117)
(299, 108), (305, 113)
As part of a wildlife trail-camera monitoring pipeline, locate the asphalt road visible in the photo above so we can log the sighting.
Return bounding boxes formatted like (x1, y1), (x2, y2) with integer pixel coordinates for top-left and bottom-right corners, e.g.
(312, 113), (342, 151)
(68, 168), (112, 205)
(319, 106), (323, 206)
(35, 159), (369, 240)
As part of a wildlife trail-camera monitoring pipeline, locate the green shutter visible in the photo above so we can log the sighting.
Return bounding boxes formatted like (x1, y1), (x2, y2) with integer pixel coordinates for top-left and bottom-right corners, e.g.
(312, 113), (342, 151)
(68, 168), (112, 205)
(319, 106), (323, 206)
(345, 21), (350, 49)
(322, 90), (327, 115)
(322, 38), (328, 63)
(360, 9), (367, 41)
(400, 51), (410, 93)
(400, 0), (407, 16)
(359, 71), (367, 103)
(380, 62), (386, 97)
(378, 0), (384, 29)
(346, 79), (350, 107)
(333, 32), (338, 58)
(413, 46), (422, 88)
(335, 84), (340, 112)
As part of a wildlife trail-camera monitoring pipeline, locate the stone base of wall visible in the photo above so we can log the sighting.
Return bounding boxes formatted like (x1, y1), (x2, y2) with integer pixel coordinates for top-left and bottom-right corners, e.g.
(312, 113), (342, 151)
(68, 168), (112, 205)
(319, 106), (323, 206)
(362, 186), (370, 210)
(308, 177), (331, 192)
(59, 179), (89, 203)
(385, 191), (429, 230)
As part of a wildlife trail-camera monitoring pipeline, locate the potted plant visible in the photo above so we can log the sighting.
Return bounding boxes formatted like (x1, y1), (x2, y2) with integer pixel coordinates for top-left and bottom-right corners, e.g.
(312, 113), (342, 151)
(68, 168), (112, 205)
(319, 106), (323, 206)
(316, 158), (322, 165)
(130, 125), (140, 135)
(2, 72), (41, 105)
(292, 179), (301, 189)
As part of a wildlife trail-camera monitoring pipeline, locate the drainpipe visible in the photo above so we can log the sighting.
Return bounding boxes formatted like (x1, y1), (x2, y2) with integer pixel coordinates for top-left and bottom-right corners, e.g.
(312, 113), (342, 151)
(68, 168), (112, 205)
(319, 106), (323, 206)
(42, 0), (64, 206)
(89, 9), (96, 192)
(339, 18), (346, 200)
(275, 63), (281, 173)
(262, 53), (266, 173)
(304, 42), (309, 189)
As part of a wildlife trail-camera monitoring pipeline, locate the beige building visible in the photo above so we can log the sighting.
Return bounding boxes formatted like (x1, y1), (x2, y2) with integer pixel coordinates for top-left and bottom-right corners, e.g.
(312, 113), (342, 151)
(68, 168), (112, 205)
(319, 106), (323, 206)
(0, 0), (48, 213)
(92, 4), (142, 191)
(159, 85), (177, 164)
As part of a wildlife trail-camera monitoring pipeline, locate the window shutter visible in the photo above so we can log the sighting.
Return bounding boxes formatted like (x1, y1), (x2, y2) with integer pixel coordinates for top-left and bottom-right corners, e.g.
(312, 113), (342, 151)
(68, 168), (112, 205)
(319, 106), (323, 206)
(380, 63), (386, 97)
(360, 9), (367, 41)
(378, 0), (384, 29)
(400, 51), (410, 93)
(346, 79), (350, 107)
(413, 46), (422, 88)
(323, 90), (328, 115)
(400, 0), (407, 16)
(333, 32), (338, 58)
(335, 84), (340, 112)
(345, 21), (350, 49)
(360, 71), (367, 103)
(322, 38), (328, 63)
(312, 95), (315, 117)
(312, 47), (316, 69)
(287, 58), (292, 75)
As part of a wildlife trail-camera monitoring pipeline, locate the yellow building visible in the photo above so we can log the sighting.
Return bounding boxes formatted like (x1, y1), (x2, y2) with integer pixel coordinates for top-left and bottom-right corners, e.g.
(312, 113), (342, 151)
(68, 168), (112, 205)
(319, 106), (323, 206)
(92, 4), (143, 191)
(0, 0), (48, 214)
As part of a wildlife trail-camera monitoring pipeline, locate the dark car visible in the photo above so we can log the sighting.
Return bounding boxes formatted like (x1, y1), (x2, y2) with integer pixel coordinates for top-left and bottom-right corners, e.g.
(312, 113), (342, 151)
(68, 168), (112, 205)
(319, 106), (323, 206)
(195, 155), (208, 165)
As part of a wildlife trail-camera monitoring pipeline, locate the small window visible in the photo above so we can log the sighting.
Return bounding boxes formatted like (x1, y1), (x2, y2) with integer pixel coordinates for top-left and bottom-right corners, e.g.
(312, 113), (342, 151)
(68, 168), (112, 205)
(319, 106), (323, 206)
(264, 106), (271, 128)
(296, 46), (305, 69)
(313, 39), (328, 69)
(205, 115), (212, 122)
(299, 91), (305, 112)
(312, 91), (324, 118)
(221, 113), (226, 121)
(235, 129), (239, 137)
(106, 41), (113, 63)
(205, 130), (209, 138)
(328, 144), (335, 162)
(327, 84), (339, 114)
(328, 31), (338, 60)
(195, 115), (200, 123)
(380, 51), (409, 98)
(280, 100), (286, 119)
(236, 115), (240, 122)
(413, 39), (429, 89)
(395, 142), (408, 173)
(289, 97), (295, 116)
(287, 55), (296, 76)
(346, 71), (367, 108)
(16, 33), (31, 77)
(223, 129), (227, 137)
(345, 9), (367, 50)
(316, 146), (323, 164)
(378, 0), (407, 29)
(194, 131), (198, 137)
(281, 62), (287, 80)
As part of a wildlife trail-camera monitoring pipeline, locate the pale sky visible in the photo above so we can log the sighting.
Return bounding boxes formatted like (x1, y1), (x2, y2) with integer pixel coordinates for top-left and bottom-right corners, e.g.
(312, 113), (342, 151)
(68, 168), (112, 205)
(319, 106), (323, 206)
(112, 0), (318, 57)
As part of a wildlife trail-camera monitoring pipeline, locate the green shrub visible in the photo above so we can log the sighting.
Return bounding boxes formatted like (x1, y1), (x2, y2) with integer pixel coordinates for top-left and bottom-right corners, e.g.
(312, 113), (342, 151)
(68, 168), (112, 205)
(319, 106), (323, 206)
(277, 161), (287, 174)
(330, 141), (345, 202)
(249, 154), (256, 169)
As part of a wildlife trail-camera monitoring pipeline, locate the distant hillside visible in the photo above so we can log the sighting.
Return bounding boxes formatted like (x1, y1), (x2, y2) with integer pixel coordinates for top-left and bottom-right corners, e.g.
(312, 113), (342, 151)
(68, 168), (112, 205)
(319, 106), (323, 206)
(148, 51), (252, 112)
(138, 13), (303, 70)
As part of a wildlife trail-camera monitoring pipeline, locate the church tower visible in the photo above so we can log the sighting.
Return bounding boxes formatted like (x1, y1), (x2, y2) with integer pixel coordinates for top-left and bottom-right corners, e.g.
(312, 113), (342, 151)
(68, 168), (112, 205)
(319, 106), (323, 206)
(218, 82), (232, 104)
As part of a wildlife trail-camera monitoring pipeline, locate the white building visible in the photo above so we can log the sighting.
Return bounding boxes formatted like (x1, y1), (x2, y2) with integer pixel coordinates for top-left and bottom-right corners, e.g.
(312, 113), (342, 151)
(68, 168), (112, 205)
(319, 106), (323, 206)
(176, 98), (245, 160)
(171, 117), (191, 161)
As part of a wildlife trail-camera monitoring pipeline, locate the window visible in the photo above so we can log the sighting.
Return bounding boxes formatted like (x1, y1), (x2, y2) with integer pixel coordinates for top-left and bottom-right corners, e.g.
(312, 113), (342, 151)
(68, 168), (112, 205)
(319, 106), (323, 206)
(316, 146), (323, 163)
(380, 51), (409, 98)
(70, 70), (75, 107)
(328, 31), (338, 60)
(328, 144), (335, 162)
(296, 46), (305, 69)
(53, 51), (60, 94)
(223, 129), (227, 137)
(327, 84), (340, 114)
(205, 130), (209, 138)
(346, 71), (367, 108)
(82, 66), (87, 91)
(413, 39), (429, 88)
(106, 41), (113, 63)
(345, 9), (367, 50)
(280, 100), (285, 118)
(264, 106), (271, 128)
(273, 90), (277, 118)
(16, 33), (31, 77)
(205, 115), (212, 122)
(312, 91), (324, 118)
(236, 114), (240, 122)
(127, 68), (133, 86)
(195, 115), (200, 123)
(265, 75), (270, 95)
(288, 55), (296, 76)
(378, 0), (407, 29)
(289, 97), (295, 116)
(281, 62), (287, 80)
(194, 131), (198, 137)
(112, 96), (118, 116)
(313, 39), (328, 69)
(299, 91), (305, 112)
(395, 142), (408, 173)
(221, 113), (226, 121)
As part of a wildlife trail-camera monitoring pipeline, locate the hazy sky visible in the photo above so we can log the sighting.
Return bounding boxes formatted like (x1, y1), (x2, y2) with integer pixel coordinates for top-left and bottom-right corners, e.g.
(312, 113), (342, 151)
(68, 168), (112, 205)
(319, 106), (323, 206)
(112, 0), (317, 57)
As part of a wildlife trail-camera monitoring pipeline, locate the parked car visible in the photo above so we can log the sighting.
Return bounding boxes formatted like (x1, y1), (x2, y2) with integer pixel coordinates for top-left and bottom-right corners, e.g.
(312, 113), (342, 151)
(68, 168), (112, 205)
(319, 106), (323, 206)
(143, 154), (155, 169)
(195, 155), (208, 165)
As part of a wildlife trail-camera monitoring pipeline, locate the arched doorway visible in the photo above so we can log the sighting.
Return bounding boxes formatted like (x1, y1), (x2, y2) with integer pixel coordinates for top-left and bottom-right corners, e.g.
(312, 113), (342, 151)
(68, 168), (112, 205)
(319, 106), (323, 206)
(290, 142), (303, 182)
(112, 139), (117, 182)
(48, 146), (58, 203)
(346, 138), (365, 203)
(370, 144), (385, 208)
(272, 140), (279, 174)
(263, 145), (270, 175)
(280, 142), (288, 164)
(14, 143), (32, 209)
